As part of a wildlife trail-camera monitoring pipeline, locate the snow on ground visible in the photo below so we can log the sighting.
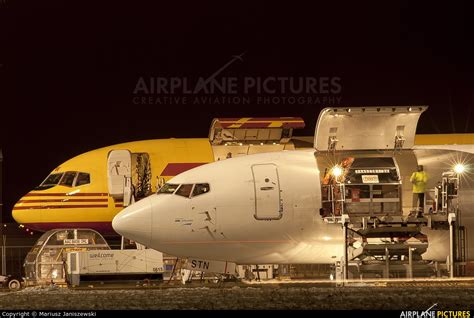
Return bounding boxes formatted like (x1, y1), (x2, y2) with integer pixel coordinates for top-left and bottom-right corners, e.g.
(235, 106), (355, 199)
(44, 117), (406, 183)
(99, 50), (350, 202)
(0, 283), (473, 310)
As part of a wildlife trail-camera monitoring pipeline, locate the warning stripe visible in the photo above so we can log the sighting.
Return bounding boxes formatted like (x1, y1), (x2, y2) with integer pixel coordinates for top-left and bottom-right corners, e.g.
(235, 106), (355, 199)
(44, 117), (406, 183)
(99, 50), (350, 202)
(216, 117), (245, 121)
(248, 117), (303, 121)
(221, 122), (305, 129)
(17, 199), (109, 203)
(24, 192), (109, 197)
(23, 222), (115, 234)
(217, 117), (305, 129)
(239, 122), (304, 128)
(13, 204), (108, 210)
(218, 117), (304, 122)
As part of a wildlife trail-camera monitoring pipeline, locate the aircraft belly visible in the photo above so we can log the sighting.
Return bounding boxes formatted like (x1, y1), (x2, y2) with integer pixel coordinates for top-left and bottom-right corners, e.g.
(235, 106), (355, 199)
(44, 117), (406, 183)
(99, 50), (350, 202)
(154, 241), (344, 264)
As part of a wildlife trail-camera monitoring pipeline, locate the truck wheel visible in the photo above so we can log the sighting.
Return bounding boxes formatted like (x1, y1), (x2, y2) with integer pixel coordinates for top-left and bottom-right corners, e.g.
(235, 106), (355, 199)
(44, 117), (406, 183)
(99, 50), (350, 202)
(8, 279), (21, 291)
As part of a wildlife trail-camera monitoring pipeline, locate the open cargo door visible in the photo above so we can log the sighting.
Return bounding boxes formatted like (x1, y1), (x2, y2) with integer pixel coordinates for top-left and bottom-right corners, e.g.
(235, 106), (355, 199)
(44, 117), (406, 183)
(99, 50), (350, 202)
(107, 150), (132, 205)
(209, 117), (305, 145)
(314, 106), (428, 152)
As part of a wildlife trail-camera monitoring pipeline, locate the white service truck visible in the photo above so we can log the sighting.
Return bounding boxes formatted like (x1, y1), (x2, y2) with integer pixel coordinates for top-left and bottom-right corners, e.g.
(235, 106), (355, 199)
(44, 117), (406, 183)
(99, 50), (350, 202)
(66, 249), (164, 286)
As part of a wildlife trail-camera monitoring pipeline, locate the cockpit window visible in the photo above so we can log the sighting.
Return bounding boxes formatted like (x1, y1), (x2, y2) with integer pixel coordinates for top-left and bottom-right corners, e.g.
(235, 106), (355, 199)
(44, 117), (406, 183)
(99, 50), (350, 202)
(35, 171), (91, 190)
(35, 173), (64, 190)
(157, 183), (180, 194)
(175, 184), (193, 198)
(42, 173), (64, 186)
(192, 183), (210, 197)
(75, 173), (90, 186)
(59, 171), (77, 187)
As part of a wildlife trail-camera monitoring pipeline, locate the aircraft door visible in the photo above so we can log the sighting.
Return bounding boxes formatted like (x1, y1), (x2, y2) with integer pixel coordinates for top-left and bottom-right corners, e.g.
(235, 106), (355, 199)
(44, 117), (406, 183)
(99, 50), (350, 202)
(252, 164), (283, 220)
(107, 150), (132, 205)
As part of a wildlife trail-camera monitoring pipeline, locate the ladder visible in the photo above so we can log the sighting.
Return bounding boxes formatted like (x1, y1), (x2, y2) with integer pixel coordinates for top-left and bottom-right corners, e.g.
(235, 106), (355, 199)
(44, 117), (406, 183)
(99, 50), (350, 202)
(457, 226), (466, 276)
(441, 172), (459, 213)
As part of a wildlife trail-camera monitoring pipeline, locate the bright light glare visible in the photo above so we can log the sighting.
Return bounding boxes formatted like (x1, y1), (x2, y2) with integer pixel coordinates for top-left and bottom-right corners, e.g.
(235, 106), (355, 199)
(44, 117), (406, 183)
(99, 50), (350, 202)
(454, 163), (465, 174)
(332, 166), (343, 177)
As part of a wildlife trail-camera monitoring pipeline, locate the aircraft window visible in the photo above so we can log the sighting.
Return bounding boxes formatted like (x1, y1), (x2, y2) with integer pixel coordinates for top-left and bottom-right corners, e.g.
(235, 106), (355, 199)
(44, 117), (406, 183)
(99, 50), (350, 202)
(59, 171), (77, 187)
(35, 173), (64, 190)
(158, 183), (180, 194)
(42, 173), (63, 186)
(192, 183), (210, 197)
(175, 184), (193, 198)
(75, 173), (90, 186)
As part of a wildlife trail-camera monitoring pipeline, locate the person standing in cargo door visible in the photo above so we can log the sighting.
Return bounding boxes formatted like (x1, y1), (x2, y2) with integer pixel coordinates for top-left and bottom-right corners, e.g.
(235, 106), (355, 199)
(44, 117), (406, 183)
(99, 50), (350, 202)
(410, 165), (428, 217)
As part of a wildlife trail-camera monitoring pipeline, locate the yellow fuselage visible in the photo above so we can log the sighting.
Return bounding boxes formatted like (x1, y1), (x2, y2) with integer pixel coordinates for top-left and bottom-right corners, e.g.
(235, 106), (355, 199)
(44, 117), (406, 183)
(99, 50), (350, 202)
(13, 139), (214, 234)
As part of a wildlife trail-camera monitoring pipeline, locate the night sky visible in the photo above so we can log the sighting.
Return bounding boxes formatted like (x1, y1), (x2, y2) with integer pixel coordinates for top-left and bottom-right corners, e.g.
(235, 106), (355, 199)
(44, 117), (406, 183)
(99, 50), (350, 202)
(0, 1), (473, 222)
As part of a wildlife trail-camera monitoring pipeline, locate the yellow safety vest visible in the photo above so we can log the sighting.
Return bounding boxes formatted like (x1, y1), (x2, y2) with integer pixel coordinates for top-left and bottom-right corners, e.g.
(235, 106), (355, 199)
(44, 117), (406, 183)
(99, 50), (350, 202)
(410, 171), (428, 193)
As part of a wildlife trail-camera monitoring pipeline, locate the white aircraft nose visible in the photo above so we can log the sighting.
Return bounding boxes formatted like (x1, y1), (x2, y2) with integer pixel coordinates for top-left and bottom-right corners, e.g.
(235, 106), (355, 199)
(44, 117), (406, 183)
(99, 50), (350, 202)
(112, 196), (153, 246)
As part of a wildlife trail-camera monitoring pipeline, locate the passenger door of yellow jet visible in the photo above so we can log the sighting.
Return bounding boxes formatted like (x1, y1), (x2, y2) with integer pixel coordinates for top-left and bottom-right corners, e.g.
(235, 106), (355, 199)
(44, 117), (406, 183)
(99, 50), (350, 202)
(107, 150), (132, 206)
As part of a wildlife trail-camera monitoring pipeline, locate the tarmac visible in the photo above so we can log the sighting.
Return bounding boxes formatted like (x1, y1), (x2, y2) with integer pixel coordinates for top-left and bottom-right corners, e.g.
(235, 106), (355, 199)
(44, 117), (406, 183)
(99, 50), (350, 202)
(1, 279), (473, 310)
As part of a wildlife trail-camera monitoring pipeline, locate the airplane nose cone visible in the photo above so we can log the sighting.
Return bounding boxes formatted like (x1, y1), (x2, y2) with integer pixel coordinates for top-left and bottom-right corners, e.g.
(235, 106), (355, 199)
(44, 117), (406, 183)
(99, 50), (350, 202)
(112, 196), (153, 246)
(12, 195), (29, 224)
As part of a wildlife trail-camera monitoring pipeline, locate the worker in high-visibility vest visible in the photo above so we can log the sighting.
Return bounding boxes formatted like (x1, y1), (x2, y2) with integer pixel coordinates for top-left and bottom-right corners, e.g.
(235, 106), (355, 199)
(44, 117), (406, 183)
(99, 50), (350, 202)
(410, 165), (428, 216)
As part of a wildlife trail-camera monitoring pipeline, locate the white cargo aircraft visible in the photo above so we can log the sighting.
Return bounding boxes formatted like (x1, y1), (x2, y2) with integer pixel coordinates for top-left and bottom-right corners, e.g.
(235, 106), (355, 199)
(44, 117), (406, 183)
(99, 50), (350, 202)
(113, 106), (474, 268)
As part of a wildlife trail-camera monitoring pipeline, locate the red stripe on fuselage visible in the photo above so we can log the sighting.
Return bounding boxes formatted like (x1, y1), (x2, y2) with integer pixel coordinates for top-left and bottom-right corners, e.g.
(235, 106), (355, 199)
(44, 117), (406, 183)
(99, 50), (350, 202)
(160, 163), (207, 176)
(13, 204), (108, 210)
(18, 199), (109, 203)
(24, 192), (109, 197)
(24, 222), (116, 235)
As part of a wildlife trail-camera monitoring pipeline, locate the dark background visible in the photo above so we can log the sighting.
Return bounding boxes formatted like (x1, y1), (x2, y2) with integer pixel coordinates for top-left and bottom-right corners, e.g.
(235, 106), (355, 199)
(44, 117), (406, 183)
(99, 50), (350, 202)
(0, 1), (473, 223)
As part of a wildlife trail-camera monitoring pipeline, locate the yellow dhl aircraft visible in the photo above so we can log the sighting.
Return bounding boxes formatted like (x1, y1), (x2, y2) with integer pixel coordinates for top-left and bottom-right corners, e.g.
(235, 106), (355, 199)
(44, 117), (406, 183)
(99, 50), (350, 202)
(12, 116), (474, 235)
(12, 118), (307, 235)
